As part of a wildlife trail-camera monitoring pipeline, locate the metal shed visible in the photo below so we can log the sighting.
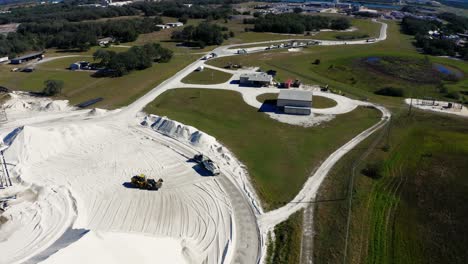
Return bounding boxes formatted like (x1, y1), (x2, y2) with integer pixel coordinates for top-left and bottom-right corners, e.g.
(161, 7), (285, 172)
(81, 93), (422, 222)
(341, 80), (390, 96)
(10, 51), (44, 64)
(239, 72), (273, 87)
(277, 90), (313, 115)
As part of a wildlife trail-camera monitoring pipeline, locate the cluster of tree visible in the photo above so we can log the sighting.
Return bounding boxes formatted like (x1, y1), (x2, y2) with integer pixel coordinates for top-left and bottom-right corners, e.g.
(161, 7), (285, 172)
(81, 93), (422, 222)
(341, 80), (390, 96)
(43, 80), (64, 96)
(0, 2), (140, 24)
(437, 12), (468, 33)
(171, 22), (232, 48)
(0, 33), (41, 58)
(0, 17), (162, 56)
(401, 16), (441, 35)
(130, 2), (234, 20)
(401, 14), (468, 57)
(93, 43), (173, 77)
(246, 14), (350, 34)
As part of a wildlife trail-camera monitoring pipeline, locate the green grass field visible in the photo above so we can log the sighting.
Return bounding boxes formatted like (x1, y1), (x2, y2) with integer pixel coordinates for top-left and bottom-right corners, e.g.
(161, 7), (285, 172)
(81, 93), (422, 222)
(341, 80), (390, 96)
(144, 88), (380, 210)
(208, 21), (468, 107)
(313, 18), (382, 41)
(0, 54), (198, 109)
(266, 210), (303, 264)
(257, 93), (338, 108)
(313, 109), (468, 264)
(181, 68), (232, 84)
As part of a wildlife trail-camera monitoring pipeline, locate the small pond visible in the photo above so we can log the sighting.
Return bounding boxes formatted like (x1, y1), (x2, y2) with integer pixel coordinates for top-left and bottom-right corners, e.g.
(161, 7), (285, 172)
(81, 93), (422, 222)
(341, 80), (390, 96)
(433, 63), (464, 78)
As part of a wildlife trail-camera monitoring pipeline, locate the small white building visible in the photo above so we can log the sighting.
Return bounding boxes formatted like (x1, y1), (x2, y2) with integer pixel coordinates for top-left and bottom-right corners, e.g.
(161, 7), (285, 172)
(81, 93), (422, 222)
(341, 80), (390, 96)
(277, 90), (313, 115)
(239, 72), (273, 87)
(166, 22), (184, 28)
(0, 56), (8, 63)
(156, 24), (170, 30)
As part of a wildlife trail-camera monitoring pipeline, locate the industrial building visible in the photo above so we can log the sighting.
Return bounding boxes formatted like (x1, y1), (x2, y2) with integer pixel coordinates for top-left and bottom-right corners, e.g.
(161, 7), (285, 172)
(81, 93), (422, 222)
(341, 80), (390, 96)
(277, 90), (313, 115)
(239, 72), (273, 87)
(10, 51), (44, 64)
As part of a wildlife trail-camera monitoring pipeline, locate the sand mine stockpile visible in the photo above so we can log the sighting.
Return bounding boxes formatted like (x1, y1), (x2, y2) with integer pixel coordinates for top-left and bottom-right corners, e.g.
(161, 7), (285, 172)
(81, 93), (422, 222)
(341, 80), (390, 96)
(0, 118), (235, 264)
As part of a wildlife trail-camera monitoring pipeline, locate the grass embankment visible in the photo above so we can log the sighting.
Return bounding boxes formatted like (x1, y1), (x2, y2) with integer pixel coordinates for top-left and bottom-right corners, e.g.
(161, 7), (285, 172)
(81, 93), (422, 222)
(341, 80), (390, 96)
(209, 21), (468, 106)
(0, 54), (198, 109)
(266, 210), (303, 264)
(227, 17), (382, 44)
(313, 18), (381, 41)
(313, 110), (468, 264)
(181, 68), (232, 84)
(257, 93), (337, 109)
(144, 89), (380, 210)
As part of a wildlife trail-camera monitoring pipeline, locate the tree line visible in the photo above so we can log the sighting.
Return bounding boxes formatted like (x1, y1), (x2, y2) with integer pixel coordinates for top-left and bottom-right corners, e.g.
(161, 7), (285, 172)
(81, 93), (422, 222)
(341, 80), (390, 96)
(0, 17), (163, 57)
(0, 2), (140, 24)
(93, 43), (173, 77)
(245, 14), (351, 34)
(171, 22), (234, 48)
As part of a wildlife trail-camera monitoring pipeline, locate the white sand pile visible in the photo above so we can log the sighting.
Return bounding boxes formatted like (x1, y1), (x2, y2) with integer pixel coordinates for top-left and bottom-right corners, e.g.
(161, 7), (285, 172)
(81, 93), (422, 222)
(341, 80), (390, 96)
(144, 114), (263, 214)
(1, 121), (235, 264)
(0, 185), (76, 264)
(39, 232), (186, 264)
(2, 92), (74, 114)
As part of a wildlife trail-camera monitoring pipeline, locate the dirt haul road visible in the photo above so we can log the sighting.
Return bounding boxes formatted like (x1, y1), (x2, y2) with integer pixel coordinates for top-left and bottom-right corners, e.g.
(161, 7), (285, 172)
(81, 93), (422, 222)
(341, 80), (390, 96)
(0, 20), (389, 264)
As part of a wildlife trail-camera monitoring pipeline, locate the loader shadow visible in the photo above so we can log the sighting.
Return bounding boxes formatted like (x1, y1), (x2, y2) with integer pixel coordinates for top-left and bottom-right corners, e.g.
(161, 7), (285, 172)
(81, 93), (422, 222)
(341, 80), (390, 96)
(122, 182), (136, 189)
(191, 163), (214, 177)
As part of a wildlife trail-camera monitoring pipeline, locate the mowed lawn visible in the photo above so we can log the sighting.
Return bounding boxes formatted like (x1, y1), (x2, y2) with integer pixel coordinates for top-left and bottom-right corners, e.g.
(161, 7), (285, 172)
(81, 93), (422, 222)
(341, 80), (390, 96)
(313, 110), (468, 264)
(312, 18), (382, 40)
(144, 89), (380, 210)
(0, 54), (198, 109)
(226, 17), (383, 44)
(181, 68), (232, 84)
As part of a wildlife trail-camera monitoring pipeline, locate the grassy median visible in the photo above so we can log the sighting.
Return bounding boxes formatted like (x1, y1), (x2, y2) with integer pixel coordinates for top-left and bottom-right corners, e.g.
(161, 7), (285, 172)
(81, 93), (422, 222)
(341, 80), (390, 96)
(181, 68), (232, 85)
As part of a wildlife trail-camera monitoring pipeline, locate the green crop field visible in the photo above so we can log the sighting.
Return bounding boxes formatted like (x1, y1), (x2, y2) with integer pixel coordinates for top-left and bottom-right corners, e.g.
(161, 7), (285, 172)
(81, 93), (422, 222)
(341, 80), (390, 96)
(257, 93), (338, 109)
(0, 54), (198, 109)
(313, 109), (468, 264)
(144, 88), (380, 210)
(181, 68), (232, 84)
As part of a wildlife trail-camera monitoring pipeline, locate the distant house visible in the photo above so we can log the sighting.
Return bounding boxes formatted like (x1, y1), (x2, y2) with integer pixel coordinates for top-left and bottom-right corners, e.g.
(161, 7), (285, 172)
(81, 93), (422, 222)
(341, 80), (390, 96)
(10, 51), (44, 64)
(0, 56), (8, 63)
(277, 90), (313, 115)
(239, 72), (273, 87)
(98, 37), (114, 46)
(166, 22), (184, 28)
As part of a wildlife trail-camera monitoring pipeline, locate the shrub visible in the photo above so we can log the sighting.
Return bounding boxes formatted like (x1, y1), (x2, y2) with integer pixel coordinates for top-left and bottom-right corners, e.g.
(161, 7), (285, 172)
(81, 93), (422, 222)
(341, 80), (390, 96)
(43, 80), (64, 96)
(362, 161), (383, 179)
(374, 87), (404, 97)
(446, 91), (460, 100)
